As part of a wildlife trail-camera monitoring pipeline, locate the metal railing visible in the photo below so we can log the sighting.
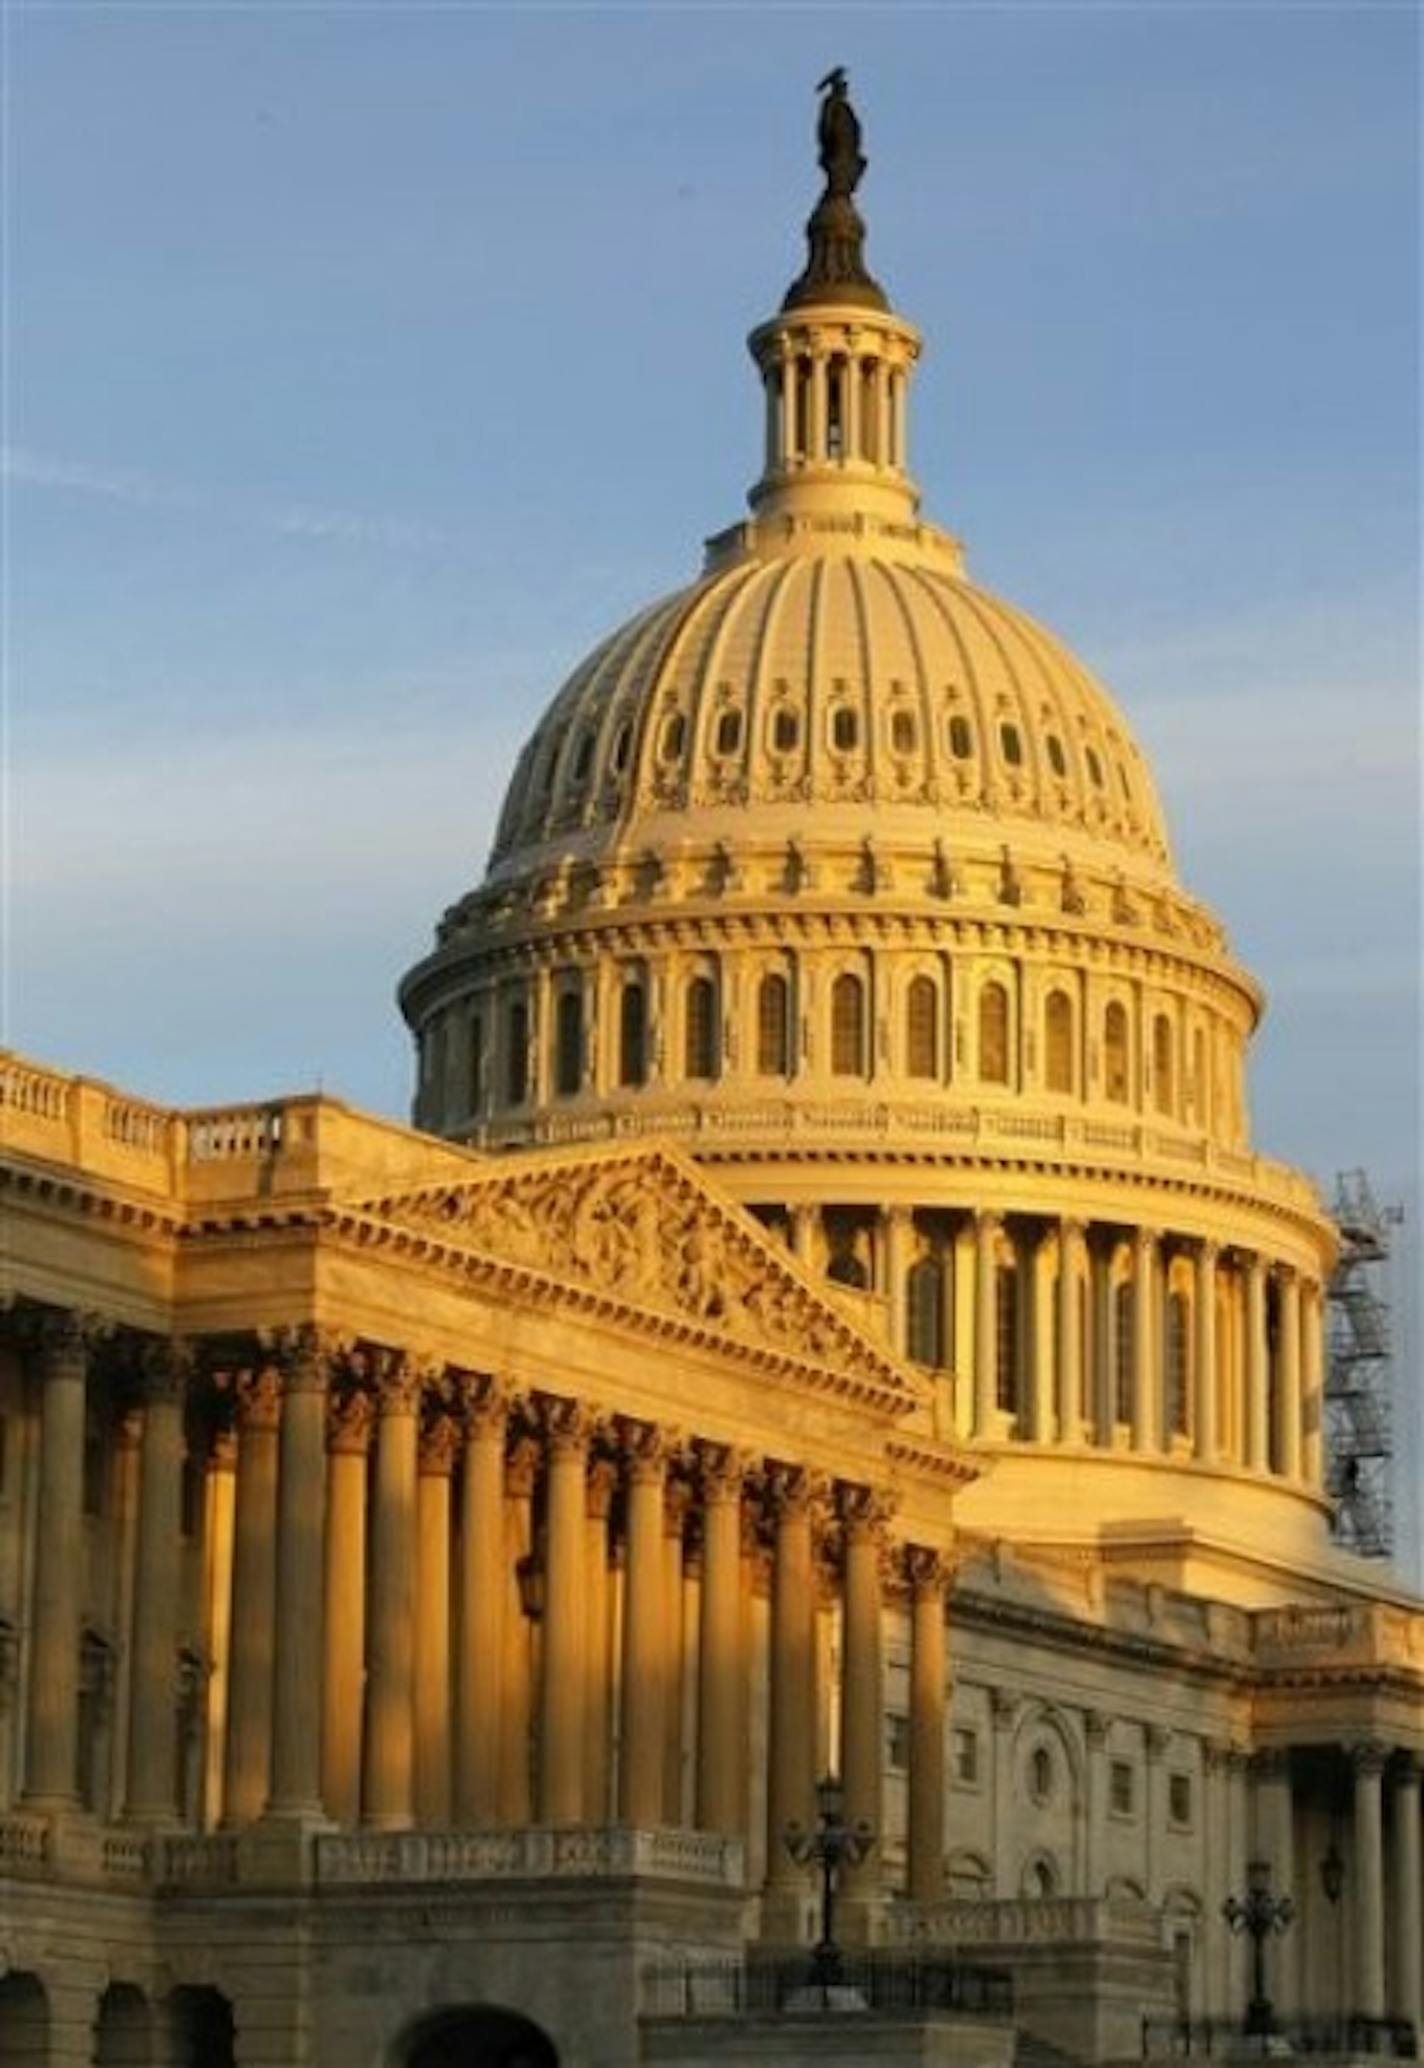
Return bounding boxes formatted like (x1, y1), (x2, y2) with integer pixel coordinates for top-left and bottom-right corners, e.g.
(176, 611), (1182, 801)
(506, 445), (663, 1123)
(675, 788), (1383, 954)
(644, 1952), (1014, 2020)
(1143, 2015), (1419, 2059)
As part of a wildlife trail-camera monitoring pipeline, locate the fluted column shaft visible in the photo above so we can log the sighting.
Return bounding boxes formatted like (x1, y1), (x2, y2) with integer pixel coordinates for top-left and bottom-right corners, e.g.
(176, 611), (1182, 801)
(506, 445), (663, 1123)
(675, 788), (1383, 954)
(766, 1469), (816, 1898)
(1245, 1255), (1270, 1472)
(1194, 1242), (1219, 1462)
(1277, 1269), (1302, 1481)
(840, 1493), (886, 1904)
(697, 1454), (746, 1836)
(415, 1412), (458, 1827)
(268, 1333), (330, 1817)
(125, 1341), (188, 1821)
(1253, 1750), (1296, 2011)
(456, 1384), (507, 1826)
(619, 1432), (667, 1827)
(1091, 1242), (1115, 1446)
(663, 1482), (690, 1823)
(1393, 1758), (1422, 2028)
(223, 1366), (281, 1827)
(974, 1213), (1001, 1434)
(321, 1384), (373, 1827)
(23, 1316), (91, 1808)
(1302, 1285), (1325, 1487)
(498, 1438), (537, 1824)
(1353, 1743), (1388, 2019)
(1058, 1220), (1085, 1441)
(583, 1459), (615, 1824)
(907, 1551), (948, 1905)
(1132, 1228), (1158, 1453)
(539, 1404), (590, 1826)
(363, 1359), (420, 1830)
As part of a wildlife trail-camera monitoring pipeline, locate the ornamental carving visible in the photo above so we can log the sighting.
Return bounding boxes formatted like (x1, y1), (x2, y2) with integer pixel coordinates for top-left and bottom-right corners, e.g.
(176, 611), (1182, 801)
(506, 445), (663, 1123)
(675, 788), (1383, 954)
(140, 1335), (196, 1405)
(904, 1544), (950, 1600)
(460, 1373), (515, 1440)
(233, 1366), (282, 1433)
(327, 1384), (375, 1457)
(540, 1394), (598, 1459)
(419, 1412), (462, 1477)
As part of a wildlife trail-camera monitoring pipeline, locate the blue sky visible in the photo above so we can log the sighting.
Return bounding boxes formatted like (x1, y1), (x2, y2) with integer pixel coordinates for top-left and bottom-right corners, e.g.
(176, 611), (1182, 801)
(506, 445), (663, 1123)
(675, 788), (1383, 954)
(6, 3), (1419, 1211)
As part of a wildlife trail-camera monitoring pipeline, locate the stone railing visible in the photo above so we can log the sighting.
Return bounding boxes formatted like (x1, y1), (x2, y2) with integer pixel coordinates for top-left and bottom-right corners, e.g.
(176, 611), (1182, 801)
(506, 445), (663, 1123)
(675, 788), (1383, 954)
(0, 1814), (49, 1875)
(314, 1824), (744, 1889)
(1253, 1603), (1424, 1671)
(157, 1833), (241, 1889)
(885, 1894), (1164, 1949)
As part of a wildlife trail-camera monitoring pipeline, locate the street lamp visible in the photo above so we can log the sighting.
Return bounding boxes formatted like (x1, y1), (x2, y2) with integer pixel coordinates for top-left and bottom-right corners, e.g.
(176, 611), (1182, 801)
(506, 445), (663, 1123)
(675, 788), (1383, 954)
(784, 1774), (875, 1993)
(1222, 1859), (1296, 2039)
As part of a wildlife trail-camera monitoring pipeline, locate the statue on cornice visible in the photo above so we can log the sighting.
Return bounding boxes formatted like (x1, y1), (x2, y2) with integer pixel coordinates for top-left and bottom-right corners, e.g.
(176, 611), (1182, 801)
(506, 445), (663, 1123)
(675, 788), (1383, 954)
(816, 68), (866, 200)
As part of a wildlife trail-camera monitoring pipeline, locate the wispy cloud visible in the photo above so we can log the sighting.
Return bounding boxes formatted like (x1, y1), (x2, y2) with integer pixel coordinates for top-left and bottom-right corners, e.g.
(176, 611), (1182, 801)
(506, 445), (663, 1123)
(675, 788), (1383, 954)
(2, 445), (460, 557)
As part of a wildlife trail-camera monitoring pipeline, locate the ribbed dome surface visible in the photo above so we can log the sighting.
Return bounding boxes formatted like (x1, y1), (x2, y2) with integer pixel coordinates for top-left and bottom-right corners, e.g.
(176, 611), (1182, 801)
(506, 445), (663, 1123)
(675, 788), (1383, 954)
(488, 539), (1174, 886)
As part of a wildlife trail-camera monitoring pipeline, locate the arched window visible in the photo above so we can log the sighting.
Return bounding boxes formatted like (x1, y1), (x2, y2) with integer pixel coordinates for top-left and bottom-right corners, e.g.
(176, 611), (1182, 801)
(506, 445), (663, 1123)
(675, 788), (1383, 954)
(505, 998), (529, 1106)
(555, 989), (583, 1097)
(757, 972), (791, 1077)
(1166, 1289), (1190, 1438)
(831, 973), (866, 1078)
(1044, 989), (1074, 1094)
(891, 709), (917, 755)
(1154, 1014), (1174, 1116)
(831, 705), (859, 753)
(619, 980), (647, 1088)
(995, 1264), (1020, 1415)
(772, 706), (800, 753)
(979, 981), (1010, 1085)
(714, 708), (743, 757)
(659, 712), (686, 763)
(906, 976), (938, 1080)
(468, 1012), (485, 1113)
(685, 976), (718, 1081)
(1114, 1280), (1134, 1423)
(1104, 1001), (1130, 1104)
(1046, 734), (1067, 778)
(1030, 1747), (1054, 1804)
(948, 714), (974, 760)
(907, 1254), (944, 1367)
(1000, 721), (1024, 767)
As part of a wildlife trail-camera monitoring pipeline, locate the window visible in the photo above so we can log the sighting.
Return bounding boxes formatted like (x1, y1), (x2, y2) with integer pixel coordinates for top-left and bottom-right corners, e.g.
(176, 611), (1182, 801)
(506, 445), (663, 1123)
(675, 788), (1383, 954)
(659, 712), (686, 763)
(953, 1728), (980, 1785)
(906, 976), (938, 1079)
(684, 976), (718, 1080)
(772, 707), (800, 753)
(1153, 1014), (1174, 1116)
(1027, 1856), (1059, 1898)
(831, 973), (866, 1077)
(1000, 721), (1023, 767)
(1169, 1772), (1193, 1828)
(1114, 1282), (1134, 1424)
(948, 715), (974, 760)
(831, 706), (859, 753)
(887, 1714), (911, 1771)
(1166, 1290), (1190, 1438)
(891, 709), (917, 754)
(618, 982), (647, 1088)
(505, 999), (529, 1106)
(1110, 1760), (1136, 1816)
(978, 982), (1010, 1085)
(995, 1265), (1020, 1415)
(1030, 1746), (1054, 1804)
(1086, 746), (1104, 788)
(555, 989), (583, 1098)
(1192, 1029), (1207, 1125)
(714, 708), (743, 756)
(1118, 762), (1132, 801)
(907, 1255), (944, 1367)
(1046, 734), (1067, 777)
(1104, 1001), (1130, 1103)
(757, 972), (791, 1077)
(571, 730), (596, 783)
(610, 720), (633, 773)
(1044, 989), (1073, 1094)
(469, 1013), (485, 1113)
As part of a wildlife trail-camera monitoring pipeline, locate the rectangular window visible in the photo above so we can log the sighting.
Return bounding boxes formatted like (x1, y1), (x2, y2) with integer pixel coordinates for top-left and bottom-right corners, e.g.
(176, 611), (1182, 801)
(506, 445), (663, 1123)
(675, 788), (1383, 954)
(953, 1727), (980, 1786)
(1110, 1759), (1135, 1816)
(886, 1714), (910, 1772)
(1169, 1772), (1193, 1827)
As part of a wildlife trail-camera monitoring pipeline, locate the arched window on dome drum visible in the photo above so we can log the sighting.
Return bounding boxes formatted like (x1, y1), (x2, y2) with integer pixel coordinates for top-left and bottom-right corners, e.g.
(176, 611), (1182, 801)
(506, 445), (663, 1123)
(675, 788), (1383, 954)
(827, 356), (845, 460)
(1114, 1281), (1134, 1425)
(571, 729), (596, 784)
(714, 707), (743, 757)
(995, 1264), (1020, 1417)
(831, 973), (867, 1078)
(1165, 1289), (1190, 1439)
(685, 976), (718, 1082)
(949, 715), (974, 760)
(906, 976), (938, 1080)
(999, 722), (1024, 768)
(891, 708), (917, 755)
(659, 712), (687, 764)
(1046, 734), (1067, 778)
(772, 707), (801, 754)
(978, 982), (1010, 1086)
(618, 981), (647, 1088)
(831, 706), (859, 753)
(1044, 990), (1074, 1095)
(1104, 1001), (1130, 1104)
(860, 359), (880, 464)
(555, 989), (583, 1099)
(505, 999), (529, 1107)
(907, 1254), (944, 1368)
(757, 972), (791, 1077)
(1153, 1014), (1174, 1117)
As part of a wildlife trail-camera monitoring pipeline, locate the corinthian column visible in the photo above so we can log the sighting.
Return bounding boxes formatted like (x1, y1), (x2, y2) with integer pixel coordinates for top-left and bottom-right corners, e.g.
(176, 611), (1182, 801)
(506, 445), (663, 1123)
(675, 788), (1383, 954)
(619, 1424), (668, 1828)
(1132, 1228), (1159, 1453)
(125, 1336), (191, 1823)
(222, 1363), (281, 1827)
(363, 1353), (422, 1830)
(1393, 1756), (1422, 2029)
(321, 1378), (373, 1828)
(1302, 1284), (1325, 1487)
(974, 1213), (1001, 1435)
(1245, 1254), (1270, 1472)
(765, 1466), (818, 1929)
(498, 1436), (538, 1825)
(1194, 1242), (1219, 1462)
(663, 1475), (692, 1824)
(583, 1456), (616, 1824)
(455, 1378), (508, 1827)
(1058, 1220), (1085, 1442)
(415, 1408), (459, 1828)
(23, 1311), (97, 1809)
(538, 1398), (592, 1827)
(906, 1547), (949, 1905)
(1276, 1268), (1302, 1480)
(839, 1487), (891, 1919)
(1351, 1740), (1389, 2019)
(267, 1327), (332, 1819)
(697, 1447), (748, 1837)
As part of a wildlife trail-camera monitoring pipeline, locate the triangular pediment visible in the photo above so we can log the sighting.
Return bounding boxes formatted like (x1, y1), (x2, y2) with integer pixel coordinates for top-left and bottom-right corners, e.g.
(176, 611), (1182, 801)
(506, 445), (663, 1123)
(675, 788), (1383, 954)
(349, 1140), (920, 1405)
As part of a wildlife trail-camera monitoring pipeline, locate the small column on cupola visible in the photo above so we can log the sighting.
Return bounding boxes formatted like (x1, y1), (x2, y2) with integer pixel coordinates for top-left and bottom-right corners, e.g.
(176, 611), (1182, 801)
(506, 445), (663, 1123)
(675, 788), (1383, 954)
(747, 69), (924, 526)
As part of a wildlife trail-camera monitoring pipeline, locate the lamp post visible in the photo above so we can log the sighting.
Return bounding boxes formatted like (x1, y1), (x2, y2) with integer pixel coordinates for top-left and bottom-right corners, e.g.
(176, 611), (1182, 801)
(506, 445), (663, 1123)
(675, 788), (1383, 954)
(1222, 1859), (1296, 2039)
(784, 1773), (875, 1993)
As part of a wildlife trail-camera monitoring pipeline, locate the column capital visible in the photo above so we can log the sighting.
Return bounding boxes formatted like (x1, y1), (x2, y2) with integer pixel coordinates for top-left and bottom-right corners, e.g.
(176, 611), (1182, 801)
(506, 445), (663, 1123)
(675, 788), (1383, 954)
(370, 1349), (424, 1418)
(903, 1543), (951, 1601)
(1394, 1752), (1422, 1787)
(505, 1433), (540, 1501)
(586, 1456), (618, 1522)
(990, 1687), (1020, 1731)
(1250, 1746), (1293, 1781)
(460, 1372), (515, 1439)
(326, 1382), (375, 1457)
(663, 1475), (694, 1540)
(1059, 1214), (1087, 1244)
(620, 1418), (678, 1485)
(23, 1305), (111, 1372)
(839, 1481), (898, 1541)
(1084, 1707), (1110, 1749)
(233, 1364), (282, 1433)
(1346, 1737), (1392, 1777)
(1197, 1237), (1221, 1267)
(766, 1461), (829, 1522)
(259, 1321), (348, 1393)
(540, 1394), (599, 1460)
(418, 1411), (462, 1478)
(1134, 1224), (1159, 1257)
(138, 1334), (197, 1405)
(1145, 1722), (1172, 1761)
(698, 1441), (753, 1505)
(976, 1209), (1003, 1241)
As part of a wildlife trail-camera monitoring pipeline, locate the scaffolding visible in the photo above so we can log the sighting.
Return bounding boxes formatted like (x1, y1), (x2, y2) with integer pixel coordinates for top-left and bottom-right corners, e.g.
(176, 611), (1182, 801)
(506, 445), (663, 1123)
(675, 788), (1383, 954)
(1325, 1169), (1403, 1559)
